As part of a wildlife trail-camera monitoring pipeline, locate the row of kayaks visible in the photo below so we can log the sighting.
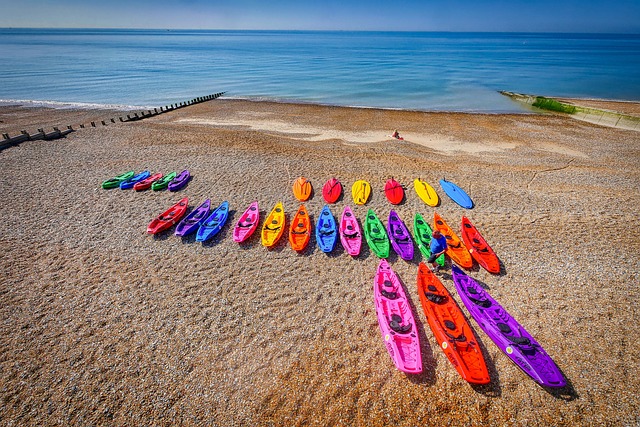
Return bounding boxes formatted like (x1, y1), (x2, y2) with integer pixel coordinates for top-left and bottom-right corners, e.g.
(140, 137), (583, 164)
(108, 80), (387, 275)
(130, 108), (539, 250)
(101, 170), (191, 191)
(375, 259), (566, 388)
(295, 176), (474, 209)
(147, 198), (498, 271)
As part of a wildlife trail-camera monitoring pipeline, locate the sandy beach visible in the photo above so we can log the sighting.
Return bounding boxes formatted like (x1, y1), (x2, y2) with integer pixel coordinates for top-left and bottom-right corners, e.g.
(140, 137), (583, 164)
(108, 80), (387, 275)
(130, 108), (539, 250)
(1, 98), (639, 426)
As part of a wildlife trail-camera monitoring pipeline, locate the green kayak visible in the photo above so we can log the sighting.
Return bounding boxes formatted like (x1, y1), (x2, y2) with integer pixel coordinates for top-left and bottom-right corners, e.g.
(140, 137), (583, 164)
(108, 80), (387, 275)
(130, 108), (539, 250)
(151, 171), (177, 191)
(364, 208), (390, 258)
(413, 212), (445, 266)
(101, 170), (134, 189)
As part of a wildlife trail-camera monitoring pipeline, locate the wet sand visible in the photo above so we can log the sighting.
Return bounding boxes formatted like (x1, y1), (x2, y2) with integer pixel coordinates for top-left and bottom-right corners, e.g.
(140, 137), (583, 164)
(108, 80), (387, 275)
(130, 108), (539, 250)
(1, 99), (639, 426)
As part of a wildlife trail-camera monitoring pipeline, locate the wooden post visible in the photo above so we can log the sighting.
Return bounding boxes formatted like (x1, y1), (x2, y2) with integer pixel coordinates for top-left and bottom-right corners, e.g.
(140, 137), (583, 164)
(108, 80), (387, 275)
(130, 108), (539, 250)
(91, 122), (96, 127)
(67, 125), (74, 130)
(80, 124), (85, 128)
(2, 133), (9, 140)
(101, 120), (107, 126)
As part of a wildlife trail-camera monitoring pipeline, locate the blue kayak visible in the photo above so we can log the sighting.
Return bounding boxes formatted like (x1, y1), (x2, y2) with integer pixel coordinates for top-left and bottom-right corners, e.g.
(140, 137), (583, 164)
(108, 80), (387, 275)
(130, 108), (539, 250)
(196, 201), (229, 242)
(439, 178), (474, 209)
(119, 170), (150, 189)
(315, 205), (338, 253)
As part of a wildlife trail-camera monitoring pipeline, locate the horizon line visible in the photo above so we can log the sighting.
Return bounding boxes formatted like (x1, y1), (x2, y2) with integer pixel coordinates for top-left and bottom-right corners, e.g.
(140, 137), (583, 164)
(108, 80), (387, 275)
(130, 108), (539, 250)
(1, 26), (639, 35)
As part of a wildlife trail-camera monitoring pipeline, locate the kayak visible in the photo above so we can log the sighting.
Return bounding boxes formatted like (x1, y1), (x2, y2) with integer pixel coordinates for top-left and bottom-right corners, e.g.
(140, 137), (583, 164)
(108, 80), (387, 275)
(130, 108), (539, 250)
(351, 180), (371, 205)
(413, 178), (439, 207)
(175, 199), (211, 237)
(315, 205), (338, 253)
(387, 210), (414, 261)
(233, 201), (260, 243)
(460, 216), (501, 274)
(413, 213), (445, 266)
(364, 209), (390, 259)
(373, 259), (422, 374)
(119, 170), (150, 189)
(134, 173), (163, 191)
(196, 201), (229, 242)
(147, 197), (188, 234)
(452, 265), (566, 388)
(433, 212), (473, 269)
(417, 263), (490, 384)
(440, 178), (474, 209)
(152, 171), (177, 191)
(293, 177), (312, 202)
(289, 204), (311, 252)
(261, 202), (285, 248)
(384, 178), (404, 205)
(339, 205), (362, 256)
(322, 177), (342, 203)
(168, 169), (190, 192)
(101, 170), (134, 189)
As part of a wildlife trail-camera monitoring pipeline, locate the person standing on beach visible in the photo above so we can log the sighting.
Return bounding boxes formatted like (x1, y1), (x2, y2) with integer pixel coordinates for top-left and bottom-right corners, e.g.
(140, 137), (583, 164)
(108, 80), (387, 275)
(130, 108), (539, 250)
(428, 230), (447, 272)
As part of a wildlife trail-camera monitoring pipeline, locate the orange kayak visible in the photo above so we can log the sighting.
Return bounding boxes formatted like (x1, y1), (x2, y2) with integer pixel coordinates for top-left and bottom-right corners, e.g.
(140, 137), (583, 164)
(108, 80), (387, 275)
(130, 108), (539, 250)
(460, 216), (501, 274)
(417, 263), (490, 384)
(433, 212), (473, 268)
(289, 204), (311, 252)
(292, 177), (312, 201)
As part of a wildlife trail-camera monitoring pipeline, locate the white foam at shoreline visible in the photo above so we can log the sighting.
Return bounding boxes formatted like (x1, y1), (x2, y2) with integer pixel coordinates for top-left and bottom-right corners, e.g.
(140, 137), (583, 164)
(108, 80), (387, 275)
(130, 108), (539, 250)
(0, 99), (153, 111)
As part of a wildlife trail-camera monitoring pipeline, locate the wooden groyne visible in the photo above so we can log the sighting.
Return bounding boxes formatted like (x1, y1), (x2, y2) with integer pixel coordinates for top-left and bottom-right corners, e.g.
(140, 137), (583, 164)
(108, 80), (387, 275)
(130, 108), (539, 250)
(500, 91), (640, 131)
(0, 91), (226, 150)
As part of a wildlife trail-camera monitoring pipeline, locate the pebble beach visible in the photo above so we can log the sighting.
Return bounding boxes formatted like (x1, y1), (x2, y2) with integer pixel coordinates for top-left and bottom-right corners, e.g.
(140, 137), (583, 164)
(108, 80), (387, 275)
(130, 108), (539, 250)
(1, 98), (638, 426)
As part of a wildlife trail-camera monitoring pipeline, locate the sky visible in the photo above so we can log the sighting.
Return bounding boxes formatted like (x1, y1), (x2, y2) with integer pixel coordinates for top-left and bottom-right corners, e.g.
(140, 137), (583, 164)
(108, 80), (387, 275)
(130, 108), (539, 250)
(0, 0), (639, 33)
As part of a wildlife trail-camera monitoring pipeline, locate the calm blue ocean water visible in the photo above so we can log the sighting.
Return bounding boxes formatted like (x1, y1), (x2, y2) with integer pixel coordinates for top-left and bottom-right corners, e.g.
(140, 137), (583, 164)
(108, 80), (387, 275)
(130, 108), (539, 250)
(0, 29), (639, 112)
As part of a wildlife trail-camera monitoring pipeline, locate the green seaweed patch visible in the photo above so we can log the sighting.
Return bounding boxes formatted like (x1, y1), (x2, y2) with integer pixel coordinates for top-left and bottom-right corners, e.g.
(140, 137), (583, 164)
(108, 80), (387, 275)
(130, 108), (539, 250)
(532, 97), (577, 114)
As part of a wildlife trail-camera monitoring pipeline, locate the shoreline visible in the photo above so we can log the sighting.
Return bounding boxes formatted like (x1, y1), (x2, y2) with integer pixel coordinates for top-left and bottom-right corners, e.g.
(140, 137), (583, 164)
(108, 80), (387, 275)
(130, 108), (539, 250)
(1, 98), (639, 426)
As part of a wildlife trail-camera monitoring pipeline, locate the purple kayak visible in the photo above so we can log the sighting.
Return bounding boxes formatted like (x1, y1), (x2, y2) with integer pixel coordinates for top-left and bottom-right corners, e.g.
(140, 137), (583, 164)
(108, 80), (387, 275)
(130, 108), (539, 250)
(451, 265), (566, 388)
(174, 199), (210, 237)
(387, 210), (414, 261)
(168, 169), (191, 192)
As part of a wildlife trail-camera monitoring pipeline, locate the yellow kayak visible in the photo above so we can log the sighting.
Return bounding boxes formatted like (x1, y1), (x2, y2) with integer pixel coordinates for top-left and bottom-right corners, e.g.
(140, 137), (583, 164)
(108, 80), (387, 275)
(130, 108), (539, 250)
(351, 180), (371, 205)
(413, 178), (439, 207)
(261, 202), (285, 247)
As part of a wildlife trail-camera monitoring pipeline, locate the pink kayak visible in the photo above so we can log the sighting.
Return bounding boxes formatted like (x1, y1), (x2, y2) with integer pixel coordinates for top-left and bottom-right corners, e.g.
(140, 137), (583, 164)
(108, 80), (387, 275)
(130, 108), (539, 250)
(233, 201), (260, 242)
(339, 205), (362, 256)
(373, 259), (422, 374)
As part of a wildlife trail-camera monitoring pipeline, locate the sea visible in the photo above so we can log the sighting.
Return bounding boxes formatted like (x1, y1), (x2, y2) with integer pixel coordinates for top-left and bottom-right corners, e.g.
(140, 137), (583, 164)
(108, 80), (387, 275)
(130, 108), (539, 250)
(1, 29), (639, 113)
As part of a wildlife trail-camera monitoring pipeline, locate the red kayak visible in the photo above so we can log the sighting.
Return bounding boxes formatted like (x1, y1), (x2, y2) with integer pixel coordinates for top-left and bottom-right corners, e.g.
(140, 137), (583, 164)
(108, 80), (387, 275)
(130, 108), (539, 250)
(460, 216), (501, 274)
(417, 263), (490, 384)
(322, 177), (342, 203)
(134, 173), (163, 191)
(147, 197), (189, 234)
(384, 178), (404, 205)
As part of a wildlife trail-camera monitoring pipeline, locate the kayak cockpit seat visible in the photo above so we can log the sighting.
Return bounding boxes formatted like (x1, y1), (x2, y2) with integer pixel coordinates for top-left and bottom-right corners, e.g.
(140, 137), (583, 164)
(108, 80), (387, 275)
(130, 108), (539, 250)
(319, 229), (335, 236)
(425, 291), (447, 305)
(381, 289), (397, 300)
(264, 225), (281, 231)
(445, 330), (468, 343)
(497, 322), (533, 346)
(468, 295), (492, 308)
(237, 221), (255, 228)
(389, 314), (412, 334)
(291, 229), (308, 235)
(343, 232), (360, 238)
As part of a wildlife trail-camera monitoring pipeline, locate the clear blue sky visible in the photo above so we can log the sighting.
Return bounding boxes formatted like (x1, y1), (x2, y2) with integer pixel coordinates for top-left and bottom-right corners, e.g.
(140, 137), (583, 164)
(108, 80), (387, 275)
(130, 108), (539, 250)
(1, 0), (639, 33)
